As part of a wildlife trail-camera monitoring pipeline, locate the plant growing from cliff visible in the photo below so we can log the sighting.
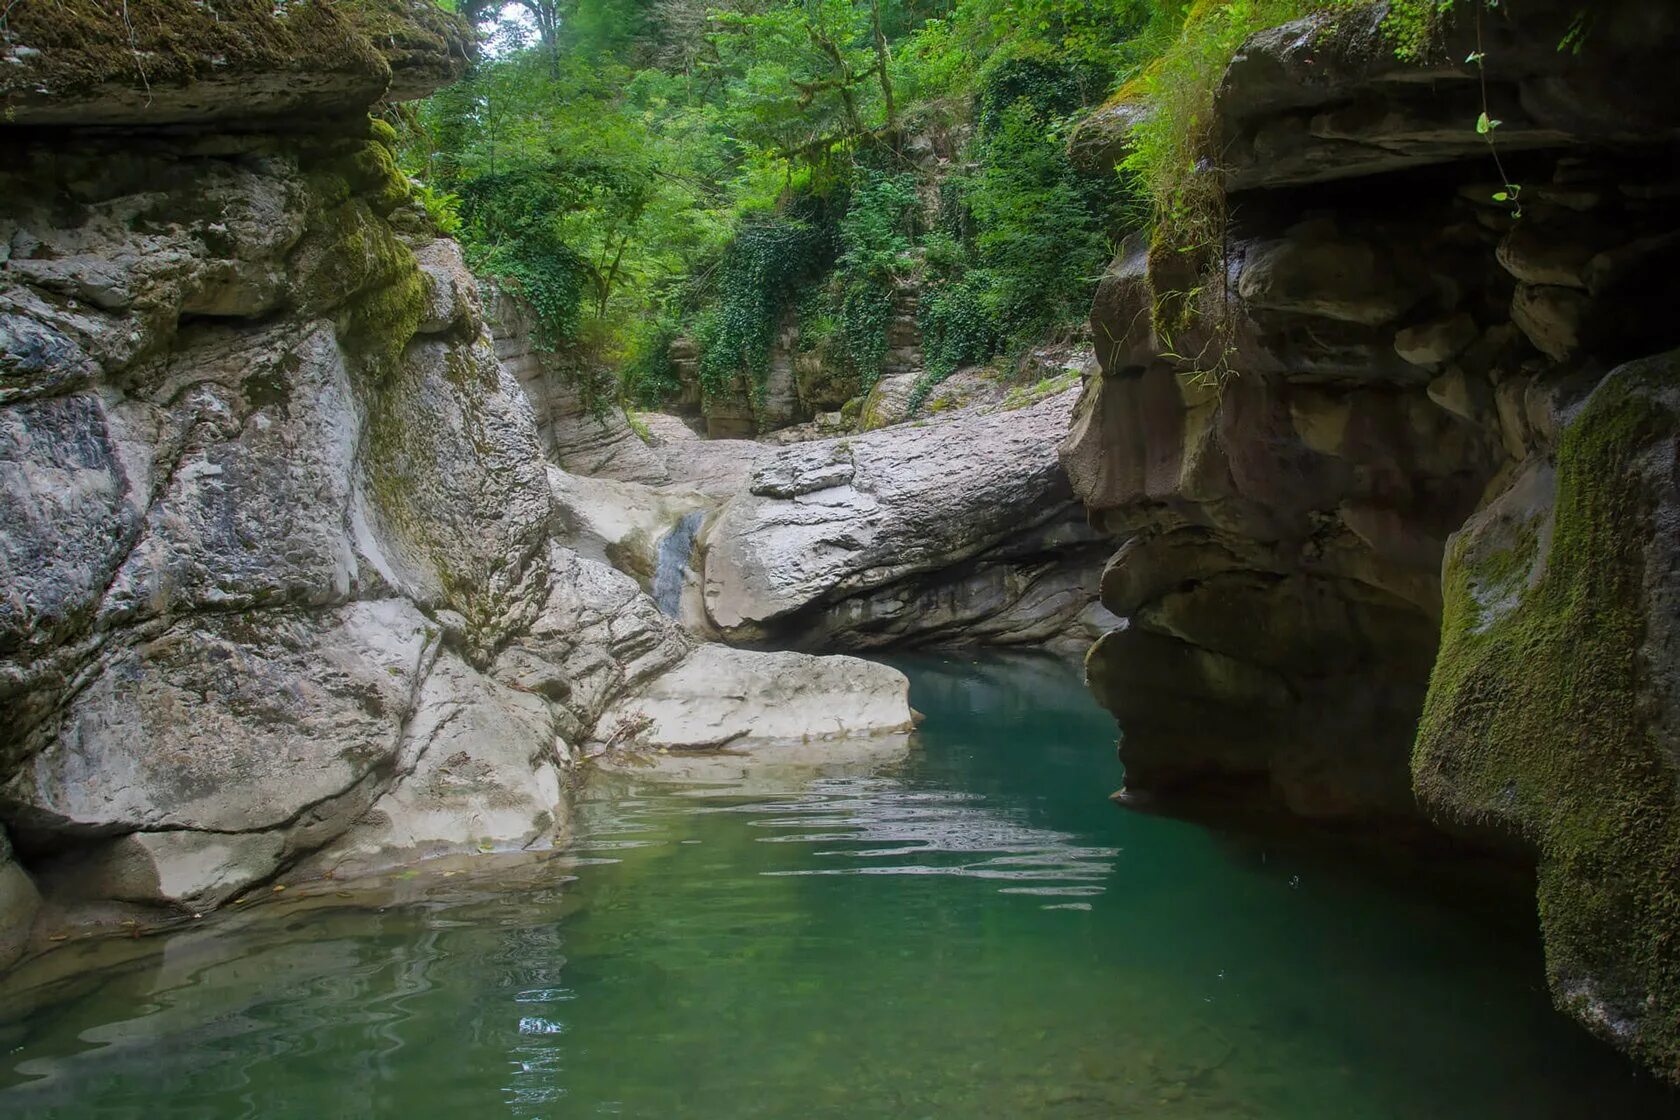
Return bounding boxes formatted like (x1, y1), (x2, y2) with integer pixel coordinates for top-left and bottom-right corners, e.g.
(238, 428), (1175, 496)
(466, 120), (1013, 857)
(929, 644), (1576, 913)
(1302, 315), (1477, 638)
(1466, 2), (1522, 217)
(694, 214), (831, 403)
(834, 170), (919, 391)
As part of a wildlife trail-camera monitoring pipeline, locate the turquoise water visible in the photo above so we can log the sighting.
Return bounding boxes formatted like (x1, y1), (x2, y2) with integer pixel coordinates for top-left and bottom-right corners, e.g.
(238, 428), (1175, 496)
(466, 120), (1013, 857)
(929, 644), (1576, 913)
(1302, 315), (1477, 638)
(0, 653), (1673, 1118)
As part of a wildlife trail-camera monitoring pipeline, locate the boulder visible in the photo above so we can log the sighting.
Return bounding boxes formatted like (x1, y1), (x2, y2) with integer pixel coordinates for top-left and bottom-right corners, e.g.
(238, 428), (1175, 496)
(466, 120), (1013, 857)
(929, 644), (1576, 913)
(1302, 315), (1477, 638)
(593, 645), (913, 750)
(2, 599), (436, 838)
(305, 652), (568, 877)
(702, 388), (1106, 648)
(66, 831), (286, 913)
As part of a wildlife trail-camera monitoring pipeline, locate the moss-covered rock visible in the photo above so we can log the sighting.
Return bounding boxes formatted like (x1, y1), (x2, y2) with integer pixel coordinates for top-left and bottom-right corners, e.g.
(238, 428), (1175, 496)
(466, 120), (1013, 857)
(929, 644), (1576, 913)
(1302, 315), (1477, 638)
(1415, 351), (1680, 1083)
(1, 0), (469, 127)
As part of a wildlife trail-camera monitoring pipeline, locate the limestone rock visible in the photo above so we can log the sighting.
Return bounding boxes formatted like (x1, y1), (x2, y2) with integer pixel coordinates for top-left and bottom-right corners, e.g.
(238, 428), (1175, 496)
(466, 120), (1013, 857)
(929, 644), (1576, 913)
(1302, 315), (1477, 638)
(2, 599), (436, 837)
(0, 0), (470, 127)
(307, 652), (567, 877)
(494, 545), (693, 742)
(593, 645), (913, 750)
(702, 388), (1103, 648)
(549, 467), (711, 588)
(68, 831), (286, 913)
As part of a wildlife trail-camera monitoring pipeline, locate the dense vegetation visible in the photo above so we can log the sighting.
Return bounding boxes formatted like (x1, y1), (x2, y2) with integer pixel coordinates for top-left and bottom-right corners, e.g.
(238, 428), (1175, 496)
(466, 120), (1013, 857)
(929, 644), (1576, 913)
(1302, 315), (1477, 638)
(400, 0), (1447, 417)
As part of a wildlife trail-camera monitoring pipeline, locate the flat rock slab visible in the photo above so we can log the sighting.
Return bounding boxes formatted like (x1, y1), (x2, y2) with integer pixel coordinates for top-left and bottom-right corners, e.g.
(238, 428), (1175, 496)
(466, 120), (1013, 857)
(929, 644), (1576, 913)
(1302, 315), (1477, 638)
(593, 645), (914, 750)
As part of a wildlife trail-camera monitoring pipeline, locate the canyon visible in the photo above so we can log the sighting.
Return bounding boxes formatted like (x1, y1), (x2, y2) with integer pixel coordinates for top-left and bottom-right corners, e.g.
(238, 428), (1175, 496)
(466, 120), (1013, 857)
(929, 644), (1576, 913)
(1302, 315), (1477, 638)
(1, 0), (1678, 1093)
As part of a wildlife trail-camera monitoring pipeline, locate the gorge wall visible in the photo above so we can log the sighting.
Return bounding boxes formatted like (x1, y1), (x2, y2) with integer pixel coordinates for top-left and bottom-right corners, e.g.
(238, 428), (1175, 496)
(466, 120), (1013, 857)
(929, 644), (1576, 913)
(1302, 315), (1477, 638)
(0, 0), (914, 969)
(492, 296), (1115, 653)
(1065, 0), (1680, 1078)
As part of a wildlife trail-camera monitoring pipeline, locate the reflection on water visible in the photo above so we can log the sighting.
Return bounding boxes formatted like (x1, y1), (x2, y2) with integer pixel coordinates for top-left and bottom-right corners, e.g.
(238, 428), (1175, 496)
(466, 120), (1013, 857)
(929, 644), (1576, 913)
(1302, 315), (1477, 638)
(0, 653), (1675, 1119)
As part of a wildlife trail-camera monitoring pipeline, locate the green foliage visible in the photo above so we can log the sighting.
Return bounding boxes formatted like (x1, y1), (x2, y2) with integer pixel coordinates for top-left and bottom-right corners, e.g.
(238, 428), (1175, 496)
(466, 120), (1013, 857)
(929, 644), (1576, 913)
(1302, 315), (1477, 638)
(413, 183), (463, 236)
(695, 217), (831, 400)
(622, 314), (686, 408)
(835, 171), (919, 390)
(406, 0), (1313, 414)
(1384, 0), (1454, 59)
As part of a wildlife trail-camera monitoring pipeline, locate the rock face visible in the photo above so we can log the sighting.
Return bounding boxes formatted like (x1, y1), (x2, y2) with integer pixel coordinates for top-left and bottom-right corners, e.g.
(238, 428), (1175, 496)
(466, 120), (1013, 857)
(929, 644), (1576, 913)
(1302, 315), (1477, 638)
(1415, 356), (1680, 1081)
(489, 290), (768, 497)
(494, 283), (1110, 653)
(0, 4), (912, 959)
(703, 389), (1114, 651)
(1066, 0), (1680, 1079)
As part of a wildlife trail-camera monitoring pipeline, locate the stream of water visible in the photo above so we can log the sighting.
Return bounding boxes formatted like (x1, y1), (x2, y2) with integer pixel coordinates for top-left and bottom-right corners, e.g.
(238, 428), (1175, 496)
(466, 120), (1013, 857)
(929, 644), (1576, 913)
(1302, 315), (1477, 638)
(0, 654), (1673, 1118)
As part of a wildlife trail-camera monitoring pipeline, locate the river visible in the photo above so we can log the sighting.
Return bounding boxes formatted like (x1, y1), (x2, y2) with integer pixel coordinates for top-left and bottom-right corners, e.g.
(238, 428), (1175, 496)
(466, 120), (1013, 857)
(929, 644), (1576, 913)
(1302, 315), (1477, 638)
(0, 654), (1672, 1117)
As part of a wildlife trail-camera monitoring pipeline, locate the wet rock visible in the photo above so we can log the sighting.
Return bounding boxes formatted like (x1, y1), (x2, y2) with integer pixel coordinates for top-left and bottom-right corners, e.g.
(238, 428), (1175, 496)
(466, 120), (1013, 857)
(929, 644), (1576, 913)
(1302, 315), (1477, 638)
(548, 467), (710, 588)
(1416, 354), (1680, 1081)
(306, 652), (567, 876)
(69, 831), (287, 913)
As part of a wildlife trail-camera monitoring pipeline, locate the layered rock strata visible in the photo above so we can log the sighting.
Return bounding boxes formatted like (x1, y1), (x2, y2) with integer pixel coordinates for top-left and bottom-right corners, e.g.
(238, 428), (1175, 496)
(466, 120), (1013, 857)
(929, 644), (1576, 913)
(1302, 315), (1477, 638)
(703, 388), (1116, 651)
(496, 300), (1112, 651)
(1065, 0), (1680, 1078)
(0, 2), (911, 955)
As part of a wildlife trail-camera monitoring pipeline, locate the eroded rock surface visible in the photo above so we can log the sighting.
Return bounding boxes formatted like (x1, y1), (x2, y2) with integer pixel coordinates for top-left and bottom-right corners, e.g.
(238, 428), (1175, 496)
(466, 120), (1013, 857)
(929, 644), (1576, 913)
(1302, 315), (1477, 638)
(1415, 356), (1680, 1081)
(0, 4), (913, 963)
(1066, 0), (1680, 1080)
(702, 389), (1112, 651)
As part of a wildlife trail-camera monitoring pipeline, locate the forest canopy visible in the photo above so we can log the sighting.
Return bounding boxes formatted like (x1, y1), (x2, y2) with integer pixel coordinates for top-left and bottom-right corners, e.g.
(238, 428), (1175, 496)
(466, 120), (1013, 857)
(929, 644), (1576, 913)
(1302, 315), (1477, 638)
(398, 0), (1415, 413)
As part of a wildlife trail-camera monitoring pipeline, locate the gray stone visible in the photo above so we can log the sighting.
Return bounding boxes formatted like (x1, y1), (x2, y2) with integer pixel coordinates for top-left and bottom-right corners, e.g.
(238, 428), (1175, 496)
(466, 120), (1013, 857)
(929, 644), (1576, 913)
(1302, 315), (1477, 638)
(702, 388), (1100, 647)
(0, 393), (139, 657)
(2, 600), (436, 837)
(307, 652), (567, 877)
(71, 831), (286, 912)
(0, 826), (38, 969)
(593, 644), (913, 751)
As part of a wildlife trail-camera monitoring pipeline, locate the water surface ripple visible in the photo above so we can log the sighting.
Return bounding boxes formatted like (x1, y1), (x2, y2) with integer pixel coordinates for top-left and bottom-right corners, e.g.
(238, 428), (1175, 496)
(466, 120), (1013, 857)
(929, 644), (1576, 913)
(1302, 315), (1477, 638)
(0, 653), (1674, 1119)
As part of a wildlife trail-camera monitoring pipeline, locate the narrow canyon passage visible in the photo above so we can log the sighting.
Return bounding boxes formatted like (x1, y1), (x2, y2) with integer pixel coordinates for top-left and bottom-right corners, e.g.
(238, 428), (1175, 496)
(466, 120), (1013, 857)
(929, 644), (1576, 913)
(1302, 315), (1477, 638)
(0, 656), (1670, 1118)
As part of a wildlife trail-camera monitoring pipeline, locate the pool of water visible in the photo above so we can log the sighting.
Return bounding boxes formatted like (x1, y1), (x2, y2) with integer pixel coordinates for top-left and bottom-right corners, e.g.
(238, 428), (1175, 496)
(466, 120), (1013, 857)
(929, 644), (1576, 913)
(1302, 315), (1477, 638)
(0, 653), (1673, 1118)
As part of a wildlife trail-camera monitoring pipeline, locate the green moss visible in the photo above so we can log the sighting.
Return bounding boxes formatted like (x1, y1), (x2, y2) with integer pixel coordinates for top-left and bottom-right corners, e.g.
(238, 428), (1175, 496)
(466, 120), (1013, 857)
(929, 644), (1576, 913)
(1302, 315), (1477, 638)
(1415, 368), (1680, 1082)
(291, 134), (427, 384)
(1, 0), (468, 113)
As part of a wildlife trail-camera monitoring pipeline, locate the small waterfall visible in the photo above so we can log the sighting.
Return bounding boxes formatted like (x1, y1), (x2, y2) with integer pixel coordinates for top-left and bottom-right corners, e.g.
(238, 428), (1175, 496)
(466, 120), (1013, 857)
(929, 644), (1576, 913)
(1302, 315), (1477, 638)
(652, 510), (705, 617)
